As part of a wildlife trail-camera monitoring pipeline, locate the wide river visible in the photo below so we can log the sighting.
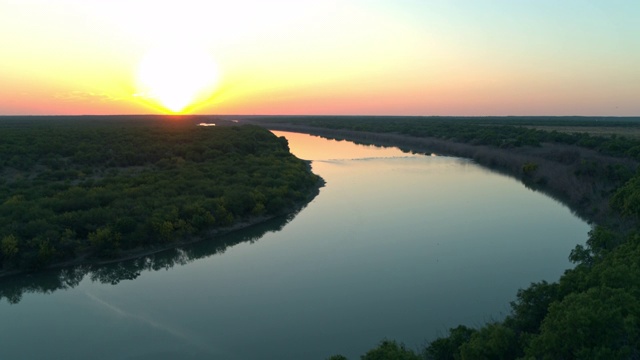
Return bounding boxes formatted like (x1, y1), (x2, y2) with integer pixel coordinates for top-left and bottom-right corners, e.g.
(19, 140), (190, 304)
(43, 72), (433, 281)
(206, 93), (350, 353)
(0, 131), (589, 359)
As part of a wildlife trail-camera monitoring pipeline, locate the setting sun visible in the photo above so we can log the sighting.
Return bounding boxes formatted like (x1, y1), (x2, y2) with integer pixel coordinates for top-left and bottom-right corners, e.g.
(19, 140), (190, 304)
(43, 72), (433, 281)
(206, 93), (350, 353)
(0, 0), (638, 116)
(135, 45), (219, 113)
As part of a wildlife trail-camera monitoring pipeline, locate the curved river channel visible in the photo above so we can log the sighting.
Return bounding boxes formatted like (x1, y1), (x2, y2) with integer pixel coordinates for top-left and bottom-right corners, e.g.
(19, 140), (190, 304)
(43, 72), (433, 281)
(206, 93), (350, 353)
(0, 131), (589, 359)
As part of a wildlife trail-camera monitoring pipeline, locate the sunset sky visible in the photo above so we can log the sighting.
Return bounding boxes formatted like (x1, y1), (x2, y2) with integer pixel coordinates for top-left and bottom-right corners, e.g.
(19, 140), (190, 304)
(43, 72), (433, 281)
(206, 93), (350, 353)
(1, 0), (638, 116)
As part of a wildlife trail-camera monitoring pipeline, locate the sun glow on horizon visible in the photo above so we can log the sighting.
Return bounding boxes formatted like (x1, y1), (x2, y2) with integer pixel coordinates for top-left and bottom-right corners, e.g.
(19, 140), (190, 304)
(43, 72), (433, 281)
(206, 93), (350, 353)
(134, 45), (220, 113)
(0, 1), (639, 116)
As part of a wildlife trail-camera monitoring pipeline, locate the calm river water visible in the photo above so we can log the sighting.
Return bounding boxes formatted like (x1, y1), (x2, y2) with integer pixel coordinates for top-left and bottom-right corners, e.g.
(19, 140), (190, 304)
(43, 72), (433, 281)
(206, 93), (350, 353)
(0, 131), (589, 359)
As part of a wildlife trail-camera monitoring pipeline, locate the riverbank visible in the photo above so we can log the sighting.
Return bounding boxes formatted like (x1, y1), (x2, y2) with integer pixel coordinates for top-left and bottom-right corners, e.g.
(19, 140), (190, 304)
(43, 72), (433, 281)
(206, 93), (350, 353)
(0, 216), (271, 279)
(251, 122), (636, 226)
(0, 175), (324, 280)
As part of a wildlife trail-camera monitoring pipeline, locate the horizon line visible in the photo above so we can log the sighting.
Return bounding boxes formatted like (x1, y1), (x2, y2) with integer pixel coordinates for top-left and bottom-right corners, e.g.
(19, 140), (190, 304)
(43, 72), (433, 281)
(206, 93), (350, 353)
(1, 114), (639, 118)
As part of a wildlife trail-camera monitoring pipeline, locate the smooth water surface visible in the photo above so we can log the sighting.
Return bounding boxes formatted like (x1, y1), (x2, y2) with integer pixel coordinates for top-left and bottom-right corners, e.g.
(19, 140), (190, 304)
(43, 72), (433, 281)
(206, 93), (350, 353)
(0, 131), (589, 359)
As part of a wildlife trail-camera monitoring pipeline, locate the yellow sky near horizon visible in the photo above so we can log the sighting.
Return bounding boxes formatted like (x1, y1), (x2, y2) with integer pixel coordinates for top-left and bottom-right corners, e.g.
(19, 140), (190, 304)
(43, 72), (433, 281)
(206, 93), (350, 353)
(1, 0), (639, 116)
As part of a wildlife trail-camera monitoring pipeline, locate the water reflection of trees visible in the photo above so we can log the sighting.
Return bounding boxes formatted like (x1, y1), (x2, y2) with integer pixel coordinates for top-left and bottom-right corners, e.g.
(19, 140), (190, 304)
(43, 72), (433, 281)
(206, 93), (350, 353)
(0, 213), (298, 304)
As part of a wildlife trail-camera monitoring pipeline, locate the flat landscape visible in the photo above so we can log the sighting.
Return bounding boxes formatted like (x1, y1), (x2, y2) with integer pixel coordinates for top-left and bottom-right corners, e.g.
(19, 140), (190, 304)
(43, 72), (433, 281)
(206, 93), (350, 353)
(2, 1), (639, 358)
(4, 115), (640, 358)
(525, 125), (640, 139)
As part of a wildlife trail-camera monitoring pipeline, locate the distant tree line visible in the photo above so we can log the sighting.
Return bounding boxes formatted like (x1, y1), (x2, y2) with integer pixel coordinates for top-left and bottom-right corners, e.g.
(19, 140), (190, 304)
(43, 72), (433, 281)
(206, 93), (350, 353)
(259, 117), (638, 225)
(257, 116), (640, 160)
(0, 118), (321, 272)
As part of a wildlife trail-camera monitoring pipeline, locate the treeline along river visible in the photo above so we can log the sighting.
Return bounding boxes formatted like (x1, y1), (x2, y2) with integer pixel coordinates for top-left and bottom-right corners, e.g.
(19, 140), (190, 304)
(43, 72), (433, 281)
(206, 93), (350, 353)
(0, 131), (588, 359)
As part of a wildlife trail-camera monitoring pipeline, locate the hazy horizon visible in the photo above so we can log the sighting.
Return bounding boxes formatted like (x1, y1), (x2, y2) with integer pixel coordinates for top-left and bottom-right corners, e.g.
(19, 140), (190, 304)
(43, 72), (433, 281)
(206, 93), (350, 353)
(1, 114), (639, 119)
(1, 1), (639, 116)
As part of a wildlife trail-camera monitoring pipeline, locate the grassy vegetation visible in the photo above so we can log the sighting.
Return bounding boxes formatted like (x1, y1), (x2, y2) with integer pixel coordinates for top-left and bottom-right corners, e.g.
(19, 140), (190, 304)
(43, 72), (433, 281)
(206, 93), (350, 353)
(245, 116), (640, 359)
(0, 116), (321, 273)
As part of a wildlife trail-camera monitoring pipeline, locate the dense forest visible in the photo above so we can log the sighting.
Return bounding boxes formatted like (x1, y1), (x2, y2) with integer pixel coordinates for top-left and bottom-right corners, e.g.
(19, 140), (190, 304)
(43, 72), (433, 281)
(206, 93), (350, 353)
(0, 117), (321, 273)
(245, 116), (640, 359)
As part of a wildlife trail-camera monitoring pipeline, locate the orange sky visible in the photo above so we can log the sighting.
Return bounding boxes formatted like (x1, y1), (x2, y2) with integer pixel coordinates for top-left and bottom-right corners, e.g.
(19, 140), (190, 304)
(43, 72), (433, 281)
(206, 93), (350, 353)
(1, 1), (639, 116)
